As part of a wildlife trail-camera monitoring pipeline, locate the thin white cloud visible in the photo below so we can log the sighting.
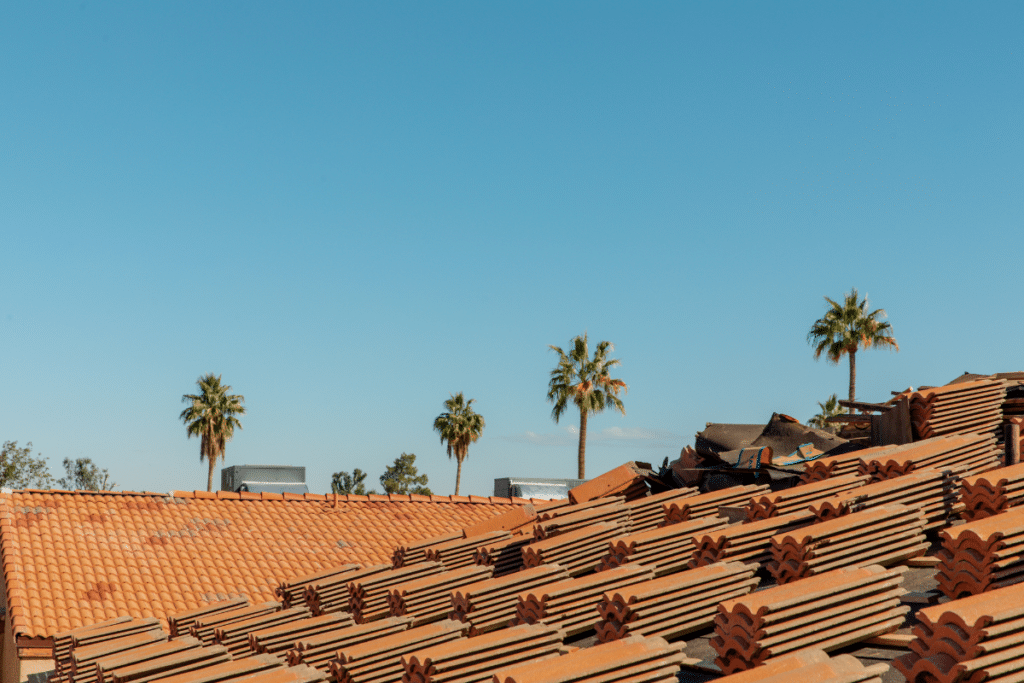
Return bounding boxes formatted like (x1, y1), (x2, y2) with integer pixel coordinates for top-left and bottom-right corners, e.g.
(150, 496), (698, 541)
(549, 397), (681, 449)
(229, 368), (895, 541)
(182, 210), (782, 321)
(498, 426), (683, 449)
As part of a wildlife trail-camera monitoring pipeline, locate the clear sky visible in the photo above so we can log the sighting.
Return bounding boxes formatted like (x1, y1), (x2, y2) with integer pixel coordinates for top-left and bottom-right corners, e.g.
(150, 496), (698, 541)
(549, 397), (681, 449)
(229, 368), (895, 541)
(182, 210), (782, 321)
(2, 2), (1022, 497)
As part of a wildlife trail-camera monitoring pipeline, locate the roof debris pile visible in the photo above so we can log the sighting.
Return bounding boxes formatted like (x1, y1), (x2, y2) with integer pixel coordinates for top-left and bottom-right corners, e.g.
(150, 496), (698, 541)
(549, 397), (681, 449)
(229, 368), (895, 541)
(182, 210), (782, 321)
(491, 634), (697, 683)
(689, 510), (815, 568)
(450, 565), (569, 636)
(710, 564), (909, 673)
(596, 516), (728, 575)
(935, 506), (1024, 599)
(594, 561), (757, 643)
(959, 461), (1024, 521)
(907, 379), (1007, 440)
(768, 503), (927, 584)
(511, 565), (654, 638)
(387, 565), (494, 627)
(743, 473), (867, 521)
(893, 581), (1024, 683)
(400, 623), (564, 683)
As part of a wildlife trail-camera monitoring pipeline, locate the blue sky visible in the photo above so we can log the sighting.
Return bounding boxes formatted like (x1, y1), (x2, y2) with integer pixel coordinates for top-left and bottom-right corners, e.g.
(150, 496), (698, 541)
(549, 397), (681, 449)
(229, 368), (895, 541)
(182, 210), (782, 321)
(2, 2), (1022, 496)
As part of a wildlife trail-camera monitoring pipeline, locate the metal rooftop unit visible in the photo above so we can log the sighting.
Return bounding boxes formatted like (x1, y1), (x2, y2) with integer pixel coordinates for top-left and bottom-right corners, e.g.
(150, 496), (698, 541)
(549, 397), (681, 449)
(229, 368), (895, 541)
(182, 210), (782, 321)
(221, 465), (308, 495)
(493, 476), (588, 500)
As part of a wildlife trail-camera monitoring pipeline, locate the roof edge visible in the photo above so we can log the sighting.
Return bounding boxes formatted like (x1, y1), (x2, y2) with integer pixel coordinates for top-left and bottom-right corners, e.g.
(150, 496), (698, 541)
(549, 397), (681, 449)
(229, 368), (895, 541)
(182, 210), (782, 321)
(0, 489), (537, 505)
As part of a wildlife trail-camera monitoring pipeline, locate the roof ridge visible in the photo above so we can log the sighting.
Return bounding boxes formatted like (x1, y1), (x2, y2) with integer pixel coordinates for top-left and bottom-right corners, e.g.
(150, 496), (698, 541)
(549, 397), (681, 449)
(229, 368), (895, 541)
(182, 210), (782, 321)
(0, 489), (540, 506)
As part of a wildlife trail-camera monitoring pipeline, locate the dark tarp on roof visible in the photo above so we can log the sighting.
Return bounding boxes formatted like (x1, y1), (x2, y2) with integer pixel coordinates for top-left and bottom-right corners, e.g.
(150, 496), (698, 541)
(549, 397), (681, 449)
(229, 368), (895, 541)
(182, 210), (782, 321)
(694, 424), (765, 458)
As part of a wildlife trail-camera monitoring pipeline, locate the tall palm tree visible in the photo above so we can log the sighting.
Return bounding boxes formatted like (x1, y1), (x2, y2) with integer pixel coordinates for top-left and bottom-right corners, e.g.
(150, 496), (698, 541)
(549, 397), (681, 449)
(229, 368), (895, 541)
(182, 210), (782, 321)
(547, 333), (627, 479)
(433, 393), (485, 496)
(808, 288), (899, 412)
(180, 374), (246, 492)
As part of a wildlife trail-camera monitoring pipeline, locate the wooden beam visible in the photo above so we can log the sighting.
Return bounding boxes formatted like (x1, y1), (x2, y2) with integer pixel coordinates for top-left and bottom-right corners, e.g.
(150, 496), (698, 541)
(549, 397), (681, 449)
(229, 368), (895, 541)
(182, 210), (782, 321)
(825, 414), (873, 424)
(838, 400), (892, 412)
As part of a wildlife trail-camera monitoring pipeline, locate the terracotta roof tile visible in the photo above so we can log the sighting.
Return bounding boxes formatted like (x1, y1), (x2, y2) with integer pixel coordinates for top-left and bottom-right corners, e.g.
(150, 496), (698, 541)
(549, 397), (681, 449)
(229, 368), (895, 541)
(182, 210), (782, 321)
(0, 490), (521, 640)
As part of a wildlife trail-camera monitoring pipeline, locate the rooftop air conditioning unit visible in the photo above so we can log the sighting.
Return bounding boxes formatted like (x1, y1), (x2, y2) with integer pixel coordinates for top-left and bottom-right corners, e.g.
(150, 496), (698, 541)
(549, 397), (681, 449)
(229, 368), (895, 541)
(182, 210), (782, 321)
(221, 465), (308, 495)
(493, 476), (587, 501)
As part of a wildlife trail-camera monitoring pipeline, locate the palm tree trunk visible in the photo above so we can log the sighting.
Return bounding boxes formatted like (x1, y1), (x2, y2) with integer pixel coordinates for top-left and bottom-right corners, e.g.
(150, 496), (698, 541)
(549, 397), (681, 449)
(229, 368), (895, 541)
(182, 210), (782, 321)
(455, 455), (463, 496)
(207, 456), (216, 492)
(578, 410), (588, 479)
(848, 349), (857, 413)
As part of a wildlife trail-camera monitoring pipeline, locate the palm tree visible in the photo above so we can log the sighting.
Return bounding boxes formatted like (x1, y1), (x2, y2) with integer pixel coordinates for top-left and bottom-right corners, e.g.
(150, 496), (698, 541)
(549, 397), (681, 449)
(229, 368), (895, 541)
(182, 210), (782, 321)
(808, 394), (843, 432)
(547, 333), (627, 479)
(433, 393), (485, 496)
(808, 289), (899, 412)
(180, 374), (246, 492)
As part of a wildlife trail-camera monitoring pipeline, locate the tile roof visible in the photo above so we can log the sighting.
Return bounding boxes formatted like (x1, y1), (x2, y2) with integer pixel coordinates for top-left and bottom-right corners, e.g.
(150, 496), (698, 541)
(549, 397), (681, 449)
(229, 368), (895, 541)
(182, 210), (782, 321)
(0, 489), (529, 639)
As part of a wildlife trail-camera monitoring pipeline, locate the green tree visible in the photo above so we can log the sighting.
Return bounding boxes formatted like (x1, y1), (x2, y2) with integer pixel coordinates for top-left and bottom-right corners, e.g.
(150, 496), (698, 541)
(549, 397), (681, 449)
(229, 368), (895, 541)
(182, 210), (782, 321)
(547, 333), (628, 479)
(433, 392), (485, 496)
(808, 394), (843, 433)
(0, 441), (54, 489)
(57, 458), (116, 491)
(331, 468), (371, 495)
(379, 453), (431, 495)
(808, 288), (899, 412)
(180, 374), (246, 492)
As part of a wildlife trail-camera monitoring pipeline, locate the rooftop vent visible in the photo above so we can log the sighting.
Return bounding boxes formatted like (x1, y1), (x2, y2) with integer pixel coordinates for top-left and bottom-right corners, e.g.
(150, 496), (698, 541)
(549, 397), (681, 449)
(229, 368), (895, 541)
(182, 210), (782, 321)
(221, 465), (308, 495)
(493, 476), (587, 501)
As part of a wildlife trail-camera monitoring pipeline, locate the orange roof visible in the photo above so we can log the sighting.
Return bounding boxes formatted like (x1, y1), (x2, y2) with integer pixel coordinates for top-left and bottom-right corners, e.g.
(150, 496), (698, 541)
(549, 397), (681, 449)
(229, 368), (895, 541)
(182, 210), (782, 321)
(0, 488), (530, 639)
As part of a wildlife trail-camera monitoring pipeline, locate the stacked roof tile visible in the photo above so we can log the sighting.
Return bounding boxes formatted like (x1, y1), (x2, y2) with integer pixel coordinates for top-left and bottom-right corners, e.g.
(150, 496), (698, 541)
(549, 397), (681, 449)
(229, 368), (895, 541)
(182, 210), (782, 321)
(935, 505), (1024, 599)
(425, 532), (513, 570)
(521, 522), (626, 576)
(512, 565), (654, 637)
(800, 449), (867, 484)
(277, 566), (359, 608)
(284, 617), (412, 672)
(595, 561), (757, 643)
(491, 634), (695, 683)
(909, 378), (1007, 439)
(743, 474), (867, 521)
(168, 600), (248, 639)
(214, 606), (311, 658)
(567, 463), (651, 504)
(768, 503), (927, 584)
(620, 487), (698, 531)
(597, 516), (728, 575)
(327, 619), (469, 683)
(191, 603), (279, 645)
(349, 563), (449, 623)
(960, 461), (1024, 521)
(810, 467), (962, 532)
(711, 564), (909, 673)
(393, 533), (464, 569)
(893, 581), (1024, 683)
(690, 511), (814, 568)
(99, 639), (231, 683)
(388, 565), (494, 626)
(472, 536), (532, 577)
(662, 485), (768, 525)
(401, 623), (563, 683)
(248, 613), (355, 655)
(713, 650), (888, 683)
(450, 565), (569, 636)
(53, 617), (161, 683)
(532, 500), (629, 539)
(857, 434), (1000, 481)
(305, 565), (393, 616)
